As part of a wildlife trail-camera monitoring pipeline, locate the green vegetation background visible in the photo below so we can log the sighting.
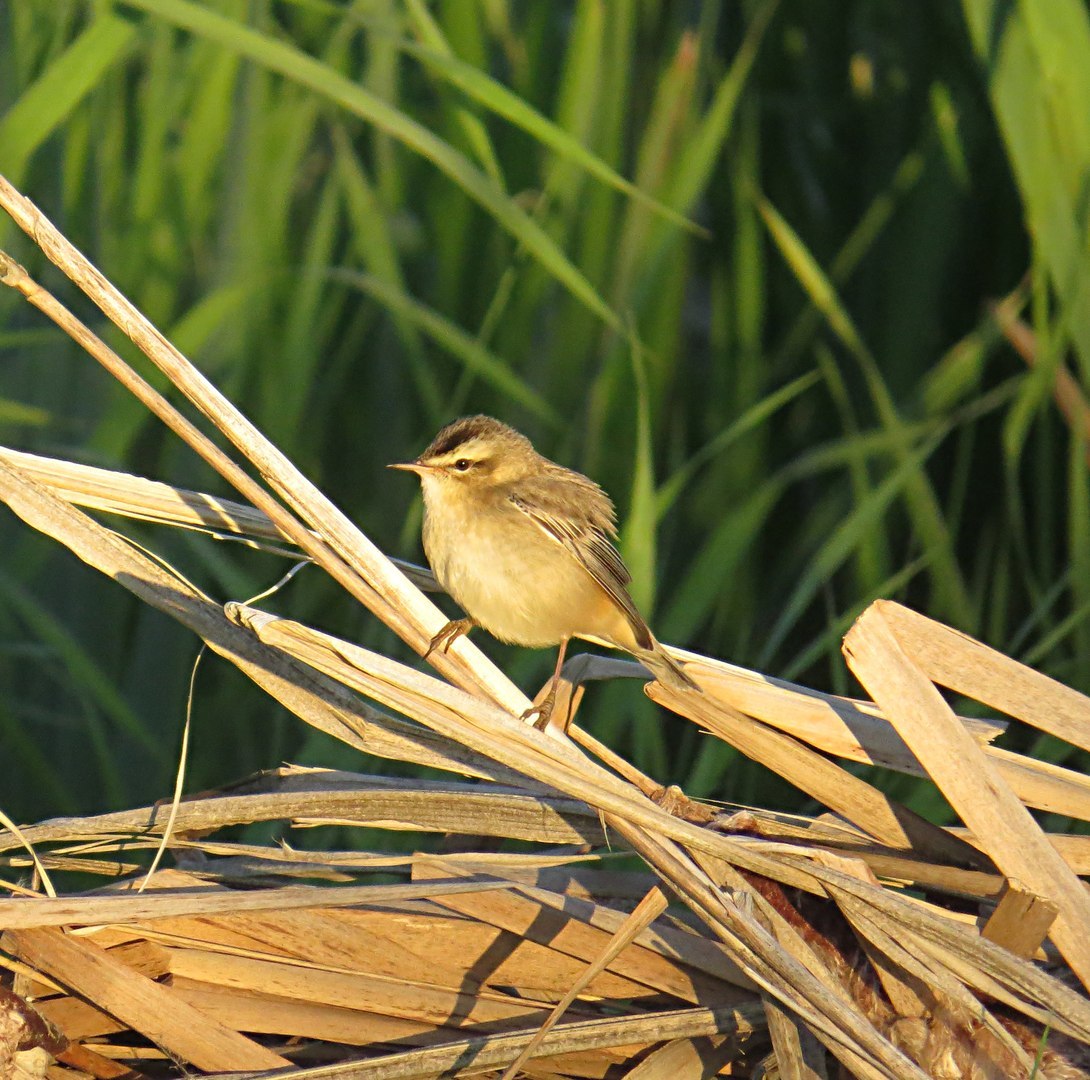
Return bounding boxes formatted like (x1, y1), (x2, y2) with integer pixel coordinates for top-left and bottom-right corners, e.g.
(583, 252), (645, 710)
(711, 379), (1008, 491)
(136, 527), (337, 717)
(1, 0), (1089, 839)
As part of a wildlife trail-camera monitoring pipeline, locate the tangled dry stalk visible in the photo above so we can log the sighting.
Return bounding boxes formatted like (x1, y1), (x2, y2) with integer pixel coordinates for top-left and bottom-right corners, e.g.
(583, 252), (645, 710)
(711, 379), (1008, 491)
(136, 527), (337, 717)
(1, 173), (1090, 1079)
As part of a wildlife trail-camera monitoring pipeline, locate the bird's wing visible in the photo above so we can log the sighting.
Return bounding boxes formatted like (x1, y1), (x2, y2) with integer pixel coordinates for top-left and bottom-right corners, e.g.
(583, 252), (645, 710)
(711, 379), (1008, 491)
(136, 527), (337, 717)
(508, 482), (653, 650)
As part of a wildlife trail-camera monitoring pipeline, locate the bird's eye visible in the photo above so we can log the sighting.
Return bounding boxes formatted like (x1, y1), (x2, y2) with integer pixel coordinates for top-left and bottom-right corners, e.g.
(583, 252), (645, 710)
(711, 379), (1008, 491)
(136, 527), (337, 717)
(453, 458), (473, 472)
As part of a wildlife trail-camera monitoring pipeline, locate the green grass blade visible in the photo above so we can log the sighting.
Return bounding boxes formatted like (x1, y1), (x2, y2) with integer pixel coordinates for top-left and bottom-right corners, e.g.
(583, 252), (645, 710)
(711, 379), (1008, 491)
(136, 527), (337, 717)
(773, 150), (927, 372)
(332, 126), (444, 423)
(758, 195), (974, 628)
(329, 269), (559, 424)
(0, 13), (135, 183)
(424, 13), (697, 225)
(662, 0), (779, 217)
(655, 372), (820, 518)
(662, 484), (782, 645)
(963, 0), (1090, 378)
(0, 398), (51, 427)
(815, 343), (889, 594)
(1067, 427), (1090, 674)
(0, 693), (78, 814)
(118, 0), (625, 335)
(619, 341), (657, 614)
(0, 573), (165, 808)
(402, 0), (505, 187)
(780, 555), (931, 681)
(758, 433), (946, 667)
(167, 282), (264, 364)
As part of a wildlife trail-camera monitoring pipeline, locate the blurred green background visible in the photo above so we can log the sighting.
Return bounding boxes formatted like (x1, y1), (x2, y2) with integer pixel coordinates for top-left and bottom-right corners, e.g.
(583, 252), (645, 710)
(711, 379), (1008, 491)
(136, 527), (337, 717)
(1, 0), (1089, 834)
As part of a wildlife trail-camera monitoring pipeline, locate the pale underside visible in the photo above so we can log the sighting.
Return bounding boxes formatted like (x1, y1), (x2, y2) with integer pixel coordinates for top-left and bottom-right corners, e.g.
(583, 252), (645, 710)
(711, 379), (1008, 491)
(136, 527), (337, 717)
(420, 475), (644, 653)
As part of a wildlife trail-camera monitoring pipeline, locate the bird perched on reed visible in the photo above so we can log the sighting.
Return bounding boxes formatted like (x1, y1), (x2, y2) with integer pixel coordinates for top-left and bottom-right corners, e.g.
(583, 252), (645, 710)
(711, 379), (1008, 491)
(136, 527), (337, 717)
(390, 415), (696, 726)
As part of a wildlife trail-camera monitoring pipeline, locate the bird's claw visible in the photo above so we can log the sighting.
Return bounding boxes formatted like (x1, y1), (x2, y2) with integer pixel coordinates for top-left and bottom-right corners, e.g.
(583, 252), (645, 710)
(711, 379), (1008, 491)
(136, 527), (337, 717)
(523, 706), (550, 730)
(424, 617), (475, 660)
(522, 695), (557, 731)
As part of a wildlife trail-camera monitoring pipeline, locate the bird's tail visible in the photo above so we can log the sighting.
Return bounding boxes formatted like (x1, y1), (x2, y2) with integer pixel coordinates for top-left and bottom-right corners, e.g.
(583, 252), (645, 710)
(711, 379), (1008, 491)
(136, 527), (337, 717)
(639, 638), (699, 693)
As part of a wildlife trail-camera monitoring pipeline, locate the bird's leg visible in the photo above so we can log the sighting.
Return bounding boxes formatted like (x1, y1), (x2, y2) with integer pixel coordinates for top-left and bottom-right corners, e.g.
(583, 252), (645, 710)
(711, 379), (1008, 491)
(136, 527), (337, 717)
(424, 617), (477, 660)
(524, 636), (570, 730)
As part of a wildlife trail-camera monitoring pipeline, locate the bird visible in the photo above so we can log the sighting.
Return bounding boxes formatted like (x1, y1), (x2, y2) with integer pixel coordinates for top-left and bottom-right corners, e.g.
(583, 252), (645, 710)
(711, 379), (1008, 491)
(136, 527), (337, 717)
(389, 415), (696, 727)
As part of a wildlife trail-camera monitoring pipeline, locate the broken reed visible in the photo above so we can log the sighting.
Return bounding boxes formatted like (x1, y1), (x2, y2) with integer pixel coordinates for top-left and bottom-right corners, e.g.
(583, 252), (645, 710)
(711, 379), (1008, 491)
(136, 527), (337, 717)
(2, 175), (1090, 1077)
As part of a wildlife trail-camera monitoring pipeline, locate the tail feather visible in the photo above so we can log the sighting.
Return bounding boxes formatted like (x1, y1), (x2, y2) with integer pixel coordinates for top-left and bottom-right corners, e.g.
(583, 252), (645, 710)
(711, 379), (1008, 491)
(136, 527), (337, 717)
(639, 639), (698, 692)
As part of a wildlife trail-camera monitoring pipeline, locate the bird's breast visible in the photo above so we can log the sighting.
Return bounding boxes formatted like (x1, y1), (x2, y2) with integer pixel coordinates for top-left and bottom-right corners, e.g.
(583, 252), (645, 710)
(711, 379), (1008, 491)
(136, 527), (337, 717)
(421, 492), (631, 649)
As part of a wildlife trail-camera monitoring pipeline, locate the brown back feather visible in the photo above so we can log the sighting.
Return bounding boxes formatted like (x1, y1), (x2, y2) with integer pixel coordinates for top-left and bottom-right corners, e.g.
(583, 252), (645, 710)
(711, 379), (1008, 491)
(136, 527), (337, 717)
(507, 466), (653, 650)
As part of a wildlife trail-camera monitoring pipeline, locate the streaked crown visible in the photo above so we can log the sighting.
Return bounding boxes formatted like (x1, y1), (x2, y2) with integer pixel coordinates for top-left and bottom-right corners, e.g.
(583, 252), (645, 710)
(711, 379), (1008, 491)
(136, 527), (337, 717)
(413, 415), (537, 480)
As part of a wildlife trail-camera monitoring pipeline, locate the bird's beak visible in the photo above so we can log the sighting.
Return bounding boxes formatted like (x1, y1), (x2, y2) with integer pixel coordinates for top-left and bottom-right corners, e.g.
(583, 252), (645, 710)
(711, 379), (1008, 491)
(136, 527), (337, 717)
(387, 460), (430, 475)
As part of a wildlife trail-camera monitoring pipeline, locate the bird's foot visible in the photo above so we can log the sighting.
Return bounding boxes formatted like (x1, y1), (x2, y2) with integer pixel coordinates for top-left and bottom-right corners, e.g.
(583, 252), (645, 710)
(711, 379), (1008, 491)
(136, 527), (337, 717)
(424, 617), (475, 660)
(522, 692), (557, 731)
(522, 702), (552, 730)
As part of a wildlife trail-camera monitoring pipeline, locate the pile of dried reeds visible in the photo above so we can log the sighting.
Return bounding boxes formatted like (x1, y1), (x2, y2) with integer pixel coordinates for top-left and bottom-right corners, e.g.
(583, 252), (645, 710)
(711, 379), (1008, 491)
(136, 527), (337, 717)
(1, 172), (1090, 1079)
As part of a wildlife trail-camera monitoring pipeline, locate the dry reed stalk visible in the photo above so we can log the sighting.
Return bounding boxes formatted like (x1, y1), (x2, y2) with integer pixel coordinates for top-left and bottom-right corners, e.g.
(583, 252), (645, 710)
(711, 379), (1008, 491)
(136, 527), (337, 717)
(0, 180), (522, 712)
(0, 442), (912, 1071)
(844, 603), (1090, 991)
(0, 454), (521, 787)
(2, 170), (1090, 1077)
(990, 291), (1090, 456)
(0, 446), (438, 590)
(9, 444), (1090, 816)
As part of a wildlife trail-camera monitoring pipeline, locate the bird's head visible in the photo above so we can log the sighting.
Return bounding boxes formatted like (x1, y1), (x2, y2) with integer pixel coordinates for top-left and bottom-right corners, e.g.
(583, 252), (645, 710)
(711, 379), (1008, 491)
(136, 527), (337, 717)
(388, 415), (541, 494)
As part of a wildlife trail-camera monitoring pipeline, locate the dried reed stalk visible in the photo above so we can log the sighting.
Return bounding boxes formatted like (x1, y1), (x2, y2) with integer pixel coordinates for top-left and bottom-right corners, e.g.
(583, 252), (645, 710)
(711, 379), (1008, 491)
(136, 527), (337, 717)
(2, 171), (1090, 1079)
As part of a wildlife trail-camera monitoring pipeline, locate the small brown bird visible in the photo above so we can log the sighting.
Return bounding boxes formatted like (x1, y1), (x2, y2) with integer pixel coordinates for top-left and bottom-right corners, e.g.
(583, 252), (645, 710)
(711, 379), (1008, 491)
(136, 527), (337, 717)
(390, 415), (696, 726)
